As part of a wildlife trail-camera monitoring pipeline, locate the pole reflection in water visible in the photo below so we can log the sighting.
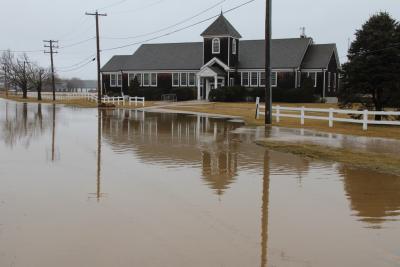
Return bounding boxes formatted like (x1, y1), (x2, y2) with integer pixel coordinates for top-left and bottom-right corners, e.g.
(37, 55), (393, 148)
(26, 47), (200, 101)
(89, 108), (106, 202)
(51, 104), (55, 162)
(261, 150), (270, 267)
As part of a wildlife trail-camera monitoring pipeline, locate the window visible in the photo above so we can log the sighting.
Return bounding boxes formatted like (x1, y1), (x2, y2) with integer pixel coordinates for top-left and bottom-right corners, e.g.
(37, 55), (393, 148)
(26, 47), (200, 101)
(135, 73), (142, 86)
(271, 72), (278, 87)
(188, 73), (196, 86)
(232, 39), (237, 55)
(212, 38), (220, 54)
(143, 73), (150, 86)
(328, 72), (331, 88)
(259, 72), (265, 86)
(241, 72), (249, 86)
(297, 71), (301, 87)
(110, 74), (116, 87)
(250, 72), (258, 87)
(151, 73), (157, 87)
(172, 73), (179, 87)
(229, 78), (235, 86)
(180, 73), (188, 86)
(333, 73), (337, 90)
(117, 74), (122, 87)
(128, 73), (135, 86)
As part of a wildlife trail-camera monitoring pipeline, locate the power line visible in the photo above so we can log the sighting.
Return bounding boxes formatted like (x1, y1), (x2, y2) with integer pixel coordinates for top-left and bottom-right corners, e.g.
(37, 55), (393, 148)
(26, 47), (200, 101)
(102, 0), (226, 40)
(97, 0), (129, 11)
(57, 58), (95, 73)
(110, 0), (166, 15)
(102, 0), (257, 52)
(58, 37), (96, 49)
(57, 54), (96, 70)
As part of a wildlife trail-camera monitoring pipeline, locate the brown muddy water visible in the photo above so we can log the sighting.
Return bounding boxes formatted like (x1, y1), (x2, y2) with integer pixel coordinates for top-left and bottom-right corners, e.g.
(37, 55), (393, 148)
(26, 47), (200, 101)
(0, 99), (399, 267)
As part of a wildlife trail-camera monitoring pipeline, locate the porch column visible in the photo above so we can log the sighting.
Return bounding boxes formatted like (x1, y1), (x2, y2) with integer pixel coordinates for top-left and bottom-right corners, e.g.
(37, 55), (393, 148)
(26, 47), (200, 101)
(197, 75), (201, 100)
(214, 75), (218, 90)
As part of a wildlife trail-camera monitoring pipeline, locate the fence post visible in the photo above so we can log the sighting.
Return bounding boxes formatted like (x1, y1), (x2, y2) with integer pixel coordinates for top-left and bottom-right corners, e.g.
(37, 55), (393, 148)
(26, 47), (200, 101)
(363, 110), (368, 131)
(329, 108), (334, 128)
(276, 105), (280, 123)
(301, 106), (305, 125)
(135, 97), (138, 106)
(255, 97), (260, 119)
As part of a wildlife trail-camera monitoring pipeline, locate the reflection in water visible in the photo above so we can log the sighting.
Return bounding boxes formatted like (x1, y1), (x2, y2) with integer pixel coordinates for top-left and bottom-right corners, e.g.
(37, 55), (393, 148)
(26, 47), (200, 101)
(101, 109), (247, 196)
(341, 167), (400, 227)
(261, 150), (270, 267)
(1, 100), (400, 267)
(0, 102), (52, 148)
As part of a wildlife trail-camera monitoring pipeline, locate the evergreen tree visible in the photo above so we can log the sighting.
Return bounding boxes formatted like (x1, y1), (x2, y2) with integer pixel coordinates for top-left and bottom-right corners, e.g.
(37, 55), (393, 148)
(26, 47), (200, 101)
(339, 12), (400, 119)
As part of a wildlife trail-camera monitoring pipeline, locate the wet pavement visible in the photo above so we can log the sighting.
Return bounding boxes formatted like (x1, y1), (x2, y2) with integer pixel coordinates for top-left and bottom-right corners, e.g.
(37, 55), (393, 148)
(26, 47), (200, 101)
(0, 99), (399, 267)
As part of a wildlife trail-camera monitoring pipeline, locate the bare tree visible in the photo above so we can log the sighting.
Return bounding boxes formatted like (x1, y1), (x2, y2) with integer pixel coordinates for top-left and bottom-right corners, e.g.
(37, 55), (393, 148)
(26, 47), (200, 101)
(0, 52), (31, 99)
(28, 64), (50, 101)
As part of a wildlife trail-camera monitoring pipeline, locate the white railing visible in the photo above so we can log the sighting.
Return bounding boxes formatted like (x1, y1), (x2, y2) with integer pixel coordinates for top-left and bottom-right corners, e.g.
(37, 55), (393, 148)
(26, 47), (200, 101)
(255, 97), (400, 131)
(128, 96), (145, 107)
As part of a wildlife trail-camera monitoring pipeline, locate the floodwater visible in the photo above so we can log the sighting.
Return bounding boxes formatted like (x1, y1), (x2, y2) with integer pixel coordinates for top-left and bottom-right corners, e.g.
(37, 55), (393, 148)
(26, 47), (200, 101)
(0, 99), (399, 267)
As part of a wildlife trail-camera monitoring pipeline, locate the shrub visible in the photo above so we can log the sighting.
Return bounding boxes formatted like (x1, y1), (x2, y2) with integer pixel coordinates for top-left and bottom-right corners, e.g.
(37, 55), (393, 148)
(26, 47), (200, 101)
(208, 86), (246, 102)
(171, 87), (197, 101)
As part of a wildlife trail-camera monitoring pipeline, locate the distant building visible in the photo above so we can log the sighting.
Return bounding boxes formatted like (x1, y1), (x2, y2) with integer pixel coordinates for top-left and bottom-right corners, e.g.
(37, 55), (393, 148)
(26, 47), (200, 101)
(101, 14), (340, 102)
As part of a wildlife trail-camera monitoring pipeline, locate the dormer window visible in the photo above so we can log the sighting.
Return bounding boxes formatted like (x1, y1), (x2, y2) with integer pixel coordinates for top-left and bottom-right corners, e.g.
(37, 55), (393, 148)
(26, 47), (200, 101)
(232, 39), (237, 55)
(212, 38), (220, 54)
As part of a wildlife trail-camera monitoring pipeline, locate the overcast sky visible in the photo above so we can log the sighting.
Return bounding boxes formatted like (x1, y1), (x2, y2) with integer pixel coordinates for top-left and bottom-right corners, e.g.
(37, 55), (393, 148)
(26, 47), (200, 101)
(1, 0), (398, 80)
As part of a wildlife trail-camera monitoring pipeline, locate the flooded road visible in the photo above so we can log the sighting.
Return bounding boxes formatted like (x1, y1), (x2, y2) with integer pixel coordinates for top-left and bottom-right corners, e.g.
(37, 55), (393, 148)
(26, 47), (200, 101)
(0, 99), (399, 267)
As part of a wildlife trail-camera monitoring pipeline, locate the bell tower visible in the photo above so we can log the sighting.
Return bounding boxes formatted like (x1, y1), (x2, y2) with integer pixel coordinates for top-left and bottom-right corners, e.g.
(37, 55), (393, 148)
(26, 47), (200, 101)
(201, 13), (242, 68)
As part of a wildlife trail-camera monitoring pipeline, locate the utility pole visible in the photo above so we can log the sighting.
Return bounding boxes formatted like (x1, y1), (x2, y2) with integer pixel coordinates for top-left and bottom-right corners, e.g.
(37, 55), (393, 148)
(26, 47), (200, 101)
(85, 11), (107, 105)
(44, 40), (58, 101)
(265, 0), (272, 125)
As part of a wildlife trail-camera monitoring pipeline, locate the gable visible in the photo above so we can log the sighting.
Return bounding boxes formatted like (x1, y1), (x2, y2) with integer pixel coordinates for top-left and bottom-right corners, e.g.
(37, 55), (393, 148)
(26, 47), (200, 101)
(302, 44), (340, 70)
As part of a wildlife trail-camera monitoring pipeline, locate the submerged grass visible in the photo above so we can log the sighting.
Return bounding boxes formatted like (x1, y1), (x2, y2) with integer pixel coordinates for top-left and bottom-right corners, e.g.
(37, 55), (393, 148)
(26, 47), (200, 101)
(255, 139), (400, 176)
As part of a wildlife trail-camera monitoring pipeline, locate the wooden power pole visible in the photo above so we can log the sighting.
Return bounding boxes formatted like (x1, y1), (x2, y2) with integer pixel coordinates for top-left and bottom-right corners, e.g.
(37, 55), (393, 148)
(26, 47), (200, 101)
(44, 40), (58, 101)
(85, 11), (107, 105)
(265, 0), (272, 125)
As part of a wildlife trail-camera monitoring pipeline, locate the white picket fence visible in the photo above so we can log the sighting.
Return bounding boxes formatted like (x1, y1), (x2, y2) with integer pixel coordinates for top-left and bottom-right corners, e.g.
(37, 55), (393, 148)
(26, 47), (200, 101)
(88, 95), (145, 107)
(255, 97), (400, 131)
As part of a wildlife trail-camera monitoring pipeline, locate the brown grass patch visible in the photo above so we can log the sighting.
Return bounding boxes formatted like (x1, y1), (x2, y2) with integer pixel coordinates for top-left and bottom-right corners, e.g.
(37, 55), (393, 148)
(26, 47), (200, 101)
(256, 139), (400, 176)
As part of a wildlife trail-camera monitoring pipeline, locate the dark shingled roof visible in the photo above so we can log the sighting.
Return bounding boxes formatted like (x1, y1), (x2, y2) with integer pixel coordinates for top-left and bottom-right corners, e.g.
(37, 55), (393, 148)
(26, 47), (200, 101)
(101, 42), (203, 72)
(201, 14), (242, 39)
(101, 38), (337, 72)
(238, 38), (312, 69)
(301, 44), (339, 69)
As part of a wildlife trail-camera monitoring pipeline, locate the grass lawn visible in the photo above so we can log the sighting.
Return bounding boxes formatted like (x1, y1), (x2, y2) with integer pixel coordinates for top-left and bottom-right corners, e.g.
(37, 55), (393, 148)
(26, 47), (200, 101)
(165, 102), (400, 140)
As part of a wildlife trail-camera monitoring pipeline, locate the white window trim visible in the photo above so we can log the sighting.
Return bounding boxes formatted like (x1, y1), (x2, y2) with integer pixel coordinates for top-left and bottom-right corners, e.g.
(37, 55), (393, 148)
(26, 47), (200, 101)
(117, 74), (122, 87)
(241, 72), (249, 87)
(180, 72), (188, 87)
(259, 72), (265, 87)
(328, 72), (331, 88)
(128, 73), (142, 87)
(188, 73), (196, 87)
(212, 38), (220, 54)
(110, 74), (117, 87)
(250, 72), (259, 87)
(232, 39), (237, 55)
(143, 73), (150, 87)
(271, 72), (278, 87)
(333, 73), (337, 90)
(150, 73), (158, 87)
(172, 73), (180, 87)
